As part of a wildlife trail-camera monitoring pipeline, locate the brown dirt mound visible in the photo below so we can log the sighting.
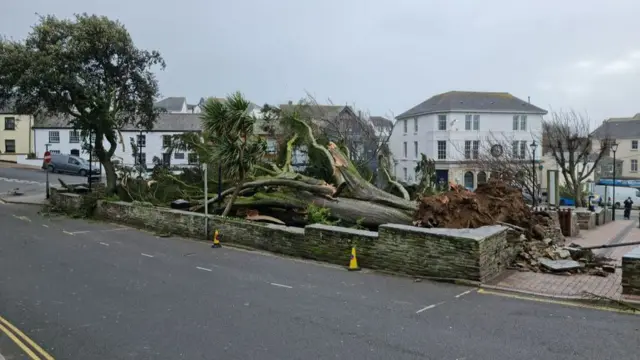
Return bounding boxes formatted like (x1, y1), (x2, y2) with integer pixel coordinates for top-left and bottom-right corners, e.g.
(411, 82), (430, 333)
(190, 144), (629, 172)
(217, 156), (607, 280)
(414, 179), (540, 236)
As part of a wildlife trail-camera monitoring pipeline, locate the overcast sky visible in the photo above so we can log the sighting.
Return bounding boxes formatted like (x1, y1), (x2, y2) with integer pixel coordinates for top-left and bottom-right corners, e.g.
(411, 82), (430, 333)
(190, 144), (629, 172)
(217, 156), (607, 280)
(3, 0), (640, 125)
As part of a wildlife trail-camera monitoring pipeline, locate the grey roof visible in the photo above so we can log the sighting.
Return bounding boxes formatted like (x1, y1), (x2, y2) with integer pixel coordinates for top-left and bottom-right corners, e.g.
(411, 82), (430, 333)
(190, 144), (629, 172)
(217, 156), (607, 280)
(369, 116), (393, 128)
(33, 113), (202, 132)
(279, 103), (348, 120)
(592, 116), (640, 139)
(396, 91), (548, 119)
(199, 97), (261, 112)
(154, 97), (187, 112)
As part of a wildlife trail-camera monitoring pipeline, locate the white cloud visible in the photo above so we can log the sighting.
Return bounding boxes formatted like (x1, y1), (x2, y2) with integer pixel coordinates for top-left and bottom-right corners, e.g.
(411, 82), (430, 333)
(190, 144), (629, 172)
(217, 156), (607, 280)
(600, 59), (635, 74)
(574, 60), (594, 69)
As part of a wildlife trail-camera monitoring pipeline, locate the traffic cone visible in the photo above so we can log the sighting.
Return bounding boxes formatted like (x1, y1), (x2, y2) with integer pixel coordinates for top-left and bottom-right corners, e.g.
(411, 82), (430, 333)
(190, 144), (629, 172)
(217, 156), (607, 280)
(212, 229), (222, 248)
(348, 246), (360, 271)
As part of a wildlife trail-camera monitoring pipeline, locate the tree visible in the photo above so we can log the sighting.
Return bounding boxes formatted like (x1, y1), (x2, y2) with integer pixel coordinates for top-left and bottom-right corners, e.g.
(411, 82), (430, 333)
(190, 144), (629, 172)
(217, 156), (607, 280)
(544, 109), (609, 207)
(171, 92), (267, 217)
(468, 133), (540, 202)
(0, 14), (165, 194)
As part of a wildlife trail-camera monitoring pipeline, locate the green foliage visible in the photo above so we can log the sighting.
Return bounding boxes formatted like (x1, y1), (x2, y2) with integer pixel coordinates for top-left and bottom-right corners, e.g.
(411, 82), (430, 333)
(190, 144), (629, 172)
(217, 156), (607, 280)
(306, 204), (340, 226)
(414, 154), (441, 197)
(0, 13), (165, 194)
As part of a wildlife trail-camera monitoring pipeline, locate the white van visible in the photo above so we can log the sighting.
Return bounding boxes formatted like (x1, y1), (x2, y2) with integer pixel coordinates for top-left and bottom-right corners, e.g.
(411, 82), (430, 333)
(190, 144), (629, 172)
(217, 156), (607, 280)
(593, 185), (640, 208)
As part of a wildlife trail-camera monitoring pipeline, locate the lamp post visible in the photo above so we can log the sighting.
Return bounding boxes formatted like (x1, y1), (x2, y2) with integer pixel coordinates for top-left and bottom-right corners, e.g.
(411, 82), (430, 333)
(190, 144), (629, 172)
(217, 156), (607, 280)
(612, 141), (619, 221)
(138, 128), (144, 178)
(530, 141), (538, 207)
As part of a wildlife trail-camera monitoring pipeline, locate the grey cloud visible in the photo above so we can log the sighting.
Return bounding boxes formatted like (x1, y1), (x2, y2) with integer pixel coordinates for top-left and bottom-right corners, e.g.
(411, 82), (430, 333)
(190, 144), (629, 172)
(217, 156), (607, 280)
(2, 0), (640, 123)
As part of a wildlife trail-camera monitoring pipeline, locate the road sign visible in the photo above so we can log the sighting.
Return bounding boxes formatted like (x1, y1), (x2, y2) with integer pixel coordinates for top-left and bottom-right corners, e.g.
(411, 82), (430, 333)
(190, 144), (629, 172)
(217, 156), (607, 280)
(44, 151), (52, 164)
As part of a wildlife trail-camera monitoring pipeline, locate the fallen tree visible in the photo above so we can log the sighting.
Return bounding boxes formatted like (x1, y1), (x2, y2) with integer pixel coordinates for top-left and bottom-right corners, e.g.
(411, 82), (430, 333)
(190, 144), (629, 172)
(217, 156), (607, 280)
(186, 100), (416, 228)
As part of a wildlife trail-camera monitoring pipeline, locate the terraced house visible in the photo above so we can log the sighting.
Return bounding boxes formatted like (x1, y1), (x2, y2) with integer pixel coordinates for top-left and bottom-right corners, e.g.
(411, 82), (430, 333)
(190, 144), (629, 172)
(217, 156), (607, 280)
(389, 91), (546, 188)
(0, 104), (34, 162)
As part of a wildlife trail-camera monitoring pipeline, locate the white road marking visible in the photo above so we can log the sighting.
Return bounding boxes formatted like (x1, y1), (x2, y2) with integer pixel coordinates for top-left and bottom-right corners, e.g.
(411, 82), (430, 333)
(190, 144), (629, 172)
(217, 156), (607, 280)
(416, 302), (445, 314)
(455, 290), (473, 298)
(141, 253), (154, 258)
(42, 224), (49, 228)
(196, 266), (213, 272)
(270, 283), (293, 289)
(62, 230), (75, 236)
(70, 230), (90, 235)
(12, 214), (31, 222)
(99, 242), (109, 247)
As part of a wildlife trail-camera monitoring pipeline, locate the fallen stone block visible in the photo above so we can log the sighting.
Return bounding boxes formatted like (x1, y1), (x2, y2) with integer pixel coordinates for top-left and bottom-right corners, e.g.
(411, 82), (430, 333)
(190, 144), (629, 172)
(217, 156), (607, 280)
(538, 258), (584, 272)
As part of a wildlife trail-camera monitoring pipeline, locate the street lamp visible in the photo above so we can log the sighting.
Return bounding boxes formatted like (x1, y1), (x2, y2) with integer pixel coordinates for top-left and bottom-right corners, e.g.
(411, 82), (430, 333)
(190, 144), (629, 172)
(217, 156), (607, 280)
(611, 141), (619, 221)
(530, 141), (538, 207)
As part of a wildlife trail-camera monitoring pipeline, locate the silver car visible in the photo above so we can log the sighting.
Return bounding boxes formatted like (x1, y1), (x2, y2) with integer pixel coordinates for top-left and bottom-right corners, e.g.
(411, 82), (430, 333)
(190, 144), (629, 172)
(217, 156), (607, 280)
(42, 154), (101, 176)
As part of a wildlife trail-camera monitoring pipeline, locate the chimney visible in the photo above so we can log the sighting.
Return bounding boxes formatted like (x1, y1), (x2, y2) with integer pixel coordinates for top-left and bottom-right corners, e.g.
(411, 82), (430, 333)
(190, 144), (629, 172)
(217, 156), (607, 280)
(528, 96), (531, 103)
(288, 100), (293, 105)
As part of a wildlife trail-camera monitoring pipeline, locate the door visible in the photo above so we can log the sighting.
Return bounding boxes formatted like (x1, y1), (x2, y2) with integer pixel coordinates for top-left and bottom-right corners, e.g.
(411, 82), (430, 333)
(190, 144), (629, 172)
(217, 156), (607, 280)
(162, 153), (171, 167)
(435, 169), (449, 187)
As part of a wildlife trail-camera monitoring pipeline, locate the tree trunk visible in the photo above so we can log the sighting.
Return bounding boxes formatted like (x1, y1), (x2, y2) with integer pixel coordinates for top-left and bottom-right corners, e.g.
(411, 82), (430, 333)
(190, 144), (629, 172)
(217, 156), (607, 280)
(102, 160), (118, 195)
(222, 178), (244, 217)
(573, 186), (583, 208)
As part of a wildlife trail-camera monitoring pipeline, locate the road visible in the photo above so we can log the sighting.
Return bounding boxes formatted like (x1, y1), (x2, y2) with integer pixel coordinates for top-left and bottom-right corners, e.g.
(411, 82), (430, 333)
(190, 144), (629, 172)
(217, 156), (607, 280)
(0, 204), (639, 359)
(0, 165), (89, 198)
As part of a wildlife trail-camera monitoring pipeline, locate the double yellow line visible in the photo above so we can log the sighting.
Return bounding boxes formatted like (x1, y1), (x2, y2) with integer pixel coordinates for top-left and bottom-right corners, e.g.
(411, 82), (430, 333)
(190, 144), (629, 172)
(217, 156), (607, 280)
(0, 315), (54, 360)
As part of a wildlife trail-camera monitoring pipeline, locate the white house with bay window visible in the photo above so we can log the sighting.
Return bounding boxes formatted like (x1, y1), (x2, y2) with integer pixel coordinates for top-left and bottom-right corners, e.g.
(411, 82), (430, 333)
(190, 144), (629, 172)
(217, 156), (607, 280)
(31, 113), (203, 169)
(388, 91), (546, 189)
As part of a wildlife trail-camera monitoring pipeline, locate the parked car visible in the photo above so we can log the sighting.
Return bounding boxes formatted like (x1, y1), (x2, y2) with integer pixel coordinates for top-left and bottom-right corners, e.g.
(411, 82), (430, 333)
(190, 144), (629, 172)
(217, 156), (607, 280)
(42, 154), (101, 176)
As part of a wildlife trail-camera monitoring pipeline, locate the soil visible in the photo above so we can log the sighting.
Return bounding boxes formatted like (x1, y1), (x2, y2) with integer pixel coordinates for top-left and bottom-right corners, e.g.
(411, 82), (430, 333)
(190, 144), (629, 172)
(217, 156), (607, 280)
(414, 179), (545, 239)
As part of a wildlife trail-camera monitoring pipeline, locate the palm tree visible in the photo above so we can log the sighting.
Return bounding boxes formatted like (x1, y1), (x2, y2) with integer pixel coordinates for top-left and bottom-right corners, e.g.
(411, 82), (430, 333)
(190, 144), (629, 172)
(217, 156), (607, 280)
(168, 92), (266, 216)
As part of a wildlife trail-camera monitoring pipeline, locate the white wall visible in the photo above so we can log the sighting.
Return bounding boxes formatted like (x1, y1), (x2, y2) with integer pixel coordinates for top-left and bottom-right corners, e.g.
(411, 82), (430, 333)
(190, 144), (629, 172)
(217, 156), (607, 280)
(34, 129), (198, 168)
(389, 112), (543, 184)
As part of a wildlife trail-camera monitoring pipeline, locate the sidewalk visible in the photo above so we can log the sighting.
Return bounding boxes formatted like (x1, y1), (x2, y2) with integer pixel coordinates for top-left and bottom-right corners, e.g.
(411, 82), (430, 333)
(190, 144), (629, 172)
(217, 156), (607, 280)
(488, 219), (640, 302)
(0, 161), (40, 170)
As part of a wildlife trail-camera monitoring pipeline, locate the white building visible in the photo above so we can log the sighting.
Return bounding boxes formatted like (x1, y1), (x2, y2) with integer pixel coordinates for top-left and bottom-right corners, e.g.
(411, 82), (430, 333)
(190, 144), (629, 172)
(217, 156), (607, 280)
(389, 91), (546, 188)
(31, 113), (202, 169)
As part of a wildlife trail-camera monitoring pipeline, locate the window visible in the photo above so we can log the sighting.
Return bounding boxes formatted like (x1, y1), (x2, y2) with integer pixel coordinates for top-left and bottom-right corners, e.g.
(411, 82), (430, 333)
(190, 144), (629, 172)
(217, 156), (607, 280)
(472, 140), (479, 159)
(50, 150), (61, 154)
(137, 134), (146, 148)
(477, 171), (487, 185)
(174, 152), (185, 160)
(465, 140), (479, 159)
(633, 140), (638, 150)
(438, 115), (447, 130)
(4, 139), (15, 153)
(135, 152), (146, 165)
(162, 153), (171, 166)
(437, 141), (447, 159)
(403, 141), (407, 158)
(520, 141), (527, 159)
(473, 115), (480, 130)
(513, 115), (519, 130)
(465, 115), (472, 130)
(520, 115), (527, 131)
(403, 119), (408, 134)
(464, 171), (475, 189)
(413, 117), (418, 132)
(512, 141), (519, 158)
(68, 157), (80, 165)
(464, 140), (471, 159)
(632, 159), (638, 172)
(162, 135), (172, 148)
(188, 153), (199, 164)
(266, 139), (277, 154)
(70, 149), (80, 156)
(403, 167), (408, 181)
(49, 131), (60, 143)
(4, 117), (15, 130)
(414, 141), (418, 158)
(69, 130), (80, 143)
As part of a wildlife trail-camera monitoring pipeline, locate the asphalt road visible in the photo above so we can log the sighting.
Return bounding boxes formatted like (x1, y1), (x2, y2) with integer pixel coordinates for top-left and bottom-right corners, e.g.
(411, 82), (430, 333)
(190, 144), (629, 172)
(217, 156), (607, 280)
(0, 204), (639, 359)
(0, 166), (88, 197)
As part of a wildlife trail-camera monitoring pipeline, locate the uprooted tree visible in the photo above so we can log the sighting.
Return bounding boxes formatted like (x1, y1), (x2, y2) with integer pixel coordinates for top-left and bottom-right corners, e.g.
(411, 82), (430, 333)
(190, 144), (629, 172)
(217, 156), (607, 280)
(169, 93), (416, 228)
(0, 13), (165, 194)
(544, 109), (609, 207)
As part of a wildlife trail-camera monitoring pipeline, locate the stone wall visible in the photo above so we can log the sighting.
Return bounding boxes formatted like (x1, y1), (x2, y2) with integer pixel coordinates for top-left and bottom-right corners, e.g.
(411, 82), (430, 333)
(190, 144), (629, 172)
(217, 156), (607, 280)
(49, 189), (83, 213)
(575, 211), (596, 230)
(53, 194), (512, 282)
(622, 246), (640, 295)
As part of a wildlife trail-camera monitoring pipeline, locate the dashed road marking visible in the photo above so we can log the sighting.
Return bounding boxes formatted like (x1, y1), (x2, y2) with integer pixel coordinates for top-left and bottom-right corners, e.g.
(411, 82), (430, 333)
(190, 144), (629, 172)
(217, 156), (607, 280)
(62, 230), (74, 236)
(12, 215), (31, 222)
(196, 266), (213, 272)
(455, 290), (473, 298)
(416, 301), (445, 314)
(141, 253), (154, 258)
(270, 282), (293, 289)
(99, 242), (109, 247)
(42, 224), (48, 228)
